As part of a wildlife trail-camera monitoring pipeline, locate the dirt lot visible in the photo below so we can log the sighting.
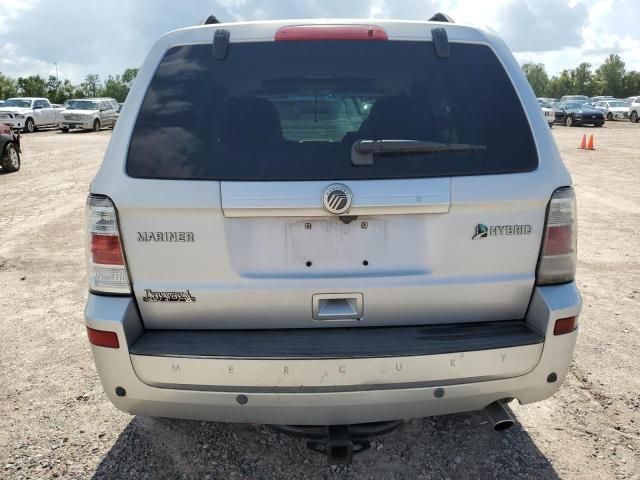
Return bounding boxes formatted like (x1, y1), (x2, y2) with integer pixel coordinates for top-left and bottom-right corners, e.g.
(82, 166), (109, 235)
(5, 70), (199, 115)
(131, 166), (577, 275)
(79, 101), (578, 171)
(0, 123), (638, 479)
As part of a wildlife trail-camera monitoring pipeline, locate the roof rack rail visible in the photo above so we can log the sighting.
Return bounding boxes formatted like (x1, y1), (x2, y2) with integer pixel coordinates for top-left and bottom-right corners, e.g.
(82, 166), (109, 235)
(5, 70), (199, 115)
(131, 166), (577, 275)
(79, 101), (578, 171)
(201, 15), (221, 25)
(428, 13), (455, 23)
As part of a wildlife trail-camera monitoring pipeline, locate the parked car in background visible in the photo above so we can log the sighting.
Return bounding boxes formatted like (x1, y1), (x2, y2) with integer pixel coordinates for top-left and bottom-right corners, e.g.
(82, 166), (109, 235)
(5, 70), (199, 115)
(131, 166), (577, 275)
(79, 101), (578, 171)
(0, 97), (63, 133)
(0, 123), (21, 173)
(60, 98), (119, 132)
(110, 100), (120, 124)
(553, 101), (605, 126)
(58, 99), (81, 113)
(537, 97), (556, 107)
(541, 106), (555, 127)
(624, 96), (639, 105)
(0, 100), (5, 107)
(592, 102), (609, 117)
(591, 95), (614, 103)
(559, 95), (591, 104)
(629, 98), (640, 123)
(593, 100), (629, 120)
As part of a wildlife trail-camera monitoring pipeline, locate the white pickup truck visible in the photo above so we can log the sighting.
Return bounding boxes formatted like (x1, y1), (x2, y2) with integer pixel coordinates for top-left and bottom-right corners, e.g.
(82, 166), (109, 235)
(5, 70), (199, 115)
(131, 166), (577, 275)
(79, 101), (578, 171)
(0, 97), (63, 133)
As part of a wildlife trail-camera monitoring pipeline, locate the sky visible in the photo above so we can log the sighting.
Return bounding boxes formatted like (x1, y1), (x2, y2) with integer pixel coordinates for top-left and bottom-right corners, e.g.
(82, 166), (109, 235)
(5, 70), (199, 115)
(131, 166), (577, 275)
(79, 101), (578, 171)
(1, 0), (639, 83)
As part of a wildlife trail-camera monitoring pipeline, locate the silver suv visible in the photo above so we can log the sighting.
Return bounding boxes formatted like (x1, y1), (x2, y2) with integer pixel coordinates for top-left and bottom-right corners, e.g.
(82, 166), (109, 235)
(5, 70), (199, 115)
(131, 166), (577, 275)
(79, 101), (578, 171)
(85, 17), (581, 454)
(60, 98), (119, 132)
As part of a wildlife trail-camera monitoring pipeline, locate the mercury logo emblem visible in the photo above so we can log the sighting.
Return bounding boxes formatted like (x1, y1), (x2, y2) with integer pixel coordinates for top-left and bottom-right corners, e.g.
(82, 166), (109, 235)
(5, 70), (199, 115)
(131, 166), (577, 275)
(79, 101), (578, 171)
(322, 184), (353, 215)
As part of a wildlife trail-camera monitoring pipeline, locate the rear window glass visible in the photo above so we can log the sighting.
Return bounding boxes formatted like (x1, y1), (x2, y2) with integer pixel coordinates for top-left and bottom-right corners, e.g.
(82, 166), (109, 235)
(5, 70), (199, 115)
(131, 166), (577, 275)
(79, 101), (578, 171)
(127, 41), (538, 180)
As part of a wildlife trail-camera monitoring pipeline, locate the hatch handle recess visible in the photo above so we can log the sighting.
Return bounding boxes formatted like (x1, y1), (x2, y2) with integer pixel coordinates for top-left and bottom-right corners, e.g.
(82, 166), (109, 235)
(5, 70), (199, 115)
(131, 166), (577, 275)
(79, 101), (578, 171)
(431, 27), (449, 58)
(213, 29), (230, 60)
(312, 293), (363, 321)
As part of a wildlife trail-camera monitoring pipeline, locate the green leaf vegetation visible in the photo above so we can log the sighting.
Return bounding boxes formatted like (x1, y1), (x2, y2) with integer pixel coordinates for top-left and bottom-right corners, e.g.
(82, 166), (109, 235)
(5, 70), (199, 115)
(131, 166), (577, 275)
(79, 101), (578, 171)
(0, 68), (139, 104)
(522, 54), (640, 99)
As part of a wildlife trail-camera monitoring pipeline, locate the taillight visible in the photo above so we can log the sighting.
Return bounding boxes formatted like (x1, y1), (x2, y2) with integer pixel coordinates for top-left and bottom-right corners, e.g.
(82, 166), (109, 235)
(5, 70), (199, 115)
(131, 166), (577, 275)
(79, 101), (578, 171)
(536, 187), (577, 285)
(86, 195), (131, 295)
(86, 327), (120, 348)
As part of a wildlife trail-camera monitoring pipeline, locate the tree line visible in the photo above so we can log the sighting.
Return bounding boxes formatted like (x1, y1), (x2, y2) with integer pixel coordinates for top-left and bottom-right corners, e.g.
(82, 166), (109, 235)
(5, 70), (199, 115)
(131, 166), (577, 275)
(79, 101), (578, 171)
(3, 53), (639, 104)
(0, 68), (139, 104)
(523, 53), (640, 99)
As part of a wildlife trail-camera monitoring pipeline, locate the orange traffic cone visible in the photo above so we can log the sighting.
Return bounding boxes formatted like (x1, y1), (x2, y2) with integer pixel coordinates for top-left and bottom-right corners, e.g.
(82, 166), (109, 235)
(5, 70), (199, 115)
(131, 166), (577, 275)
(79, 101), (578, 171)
(579, 134), (587, 149)
(587, 134), (594, 150)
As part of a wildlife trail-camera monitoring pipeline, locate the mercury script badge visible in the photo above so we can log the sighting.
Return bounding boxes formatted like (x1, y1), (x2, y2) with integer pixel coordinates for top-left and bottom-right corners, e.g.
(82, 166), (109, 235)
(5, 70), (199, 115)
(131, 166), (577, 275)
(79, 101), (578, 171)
(322, 184), (352, 215)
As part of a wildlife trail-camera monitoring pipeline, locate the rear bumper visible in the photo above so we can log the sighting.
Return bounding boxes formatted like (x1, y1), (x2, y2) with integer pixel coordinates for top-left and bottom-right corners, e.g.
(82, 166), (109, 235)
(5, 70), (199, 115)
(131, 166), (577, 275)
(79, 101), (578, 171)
(60, 121), (93, 130)
(575, 117), (604, 125)
(58, 122), (93, 130)
(85, 283), (581, 425)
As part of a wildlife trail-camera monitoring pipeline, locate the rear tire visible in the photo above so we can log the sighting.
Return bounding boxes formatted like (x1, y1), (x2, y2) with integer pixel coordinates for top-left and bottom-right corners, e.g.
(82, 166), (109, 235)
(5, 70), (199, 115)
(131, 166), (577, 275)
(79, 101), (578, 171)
(548, 123), (553, 129)
(595, 123), (603, 127)
(92, 119), (101, 132)
(631, 111), (639, 123)
(1, 143), (20, 173)
(607, 112), (613, 121)
(565, 115), (573, 127)
(61, 127), (69, 133)
(24, 118), (35, 133)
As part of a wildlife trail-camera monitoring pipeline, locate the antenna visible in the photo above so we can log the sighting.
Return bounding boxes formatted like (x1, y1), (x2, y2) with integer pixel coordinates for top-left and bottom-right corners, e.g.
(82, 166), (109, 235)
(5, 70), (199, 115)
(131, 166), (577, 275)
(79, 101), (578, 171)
(428, 13), (455, 23)
(201, 15), (221, 25)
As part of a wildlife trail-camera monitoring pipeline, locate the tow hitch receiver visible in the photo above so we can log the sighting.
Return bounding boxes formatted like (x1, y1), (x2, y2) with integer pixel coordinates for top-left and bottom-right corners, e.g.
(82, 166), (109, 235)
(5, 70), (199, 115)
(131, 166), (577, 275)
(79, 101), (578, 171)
(272, 421), (404, 465)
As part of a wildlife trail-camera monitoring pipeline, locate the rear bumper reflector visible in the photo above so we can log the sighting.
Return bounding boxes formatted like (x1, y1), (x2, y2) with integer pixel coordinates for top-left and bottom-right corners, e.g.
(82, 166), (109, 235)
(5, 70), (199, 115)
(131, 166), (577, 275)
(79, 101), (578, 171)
(553, 316), (577, 335)
(87, 327), (120, 349)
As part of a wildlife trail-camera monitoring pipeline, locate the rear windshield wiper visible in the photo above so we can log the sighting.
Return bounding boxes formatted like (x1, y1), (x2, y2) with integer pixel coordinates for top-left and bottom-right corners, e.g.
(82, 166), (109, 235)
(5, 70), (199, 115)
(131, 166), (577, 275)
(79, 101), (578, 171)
(351, 139), (487, 166)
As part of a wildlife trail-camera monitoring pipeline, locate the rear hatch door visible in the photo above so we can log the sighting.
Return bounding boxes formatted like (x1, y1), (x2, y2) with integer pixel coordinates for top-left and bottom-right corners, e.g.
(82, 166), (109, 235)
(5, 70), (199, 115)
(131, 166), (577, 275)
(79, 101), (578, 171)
(118, 31), (546, 329)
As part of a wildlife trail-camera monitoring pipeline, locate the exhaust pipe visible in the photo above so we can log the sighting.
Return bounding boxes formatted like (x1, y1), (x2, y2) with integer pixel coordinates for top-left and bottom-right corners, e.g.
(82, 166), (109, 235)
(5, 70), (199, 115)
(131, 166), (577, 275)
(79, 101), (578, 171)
(484, 401), (515, 431)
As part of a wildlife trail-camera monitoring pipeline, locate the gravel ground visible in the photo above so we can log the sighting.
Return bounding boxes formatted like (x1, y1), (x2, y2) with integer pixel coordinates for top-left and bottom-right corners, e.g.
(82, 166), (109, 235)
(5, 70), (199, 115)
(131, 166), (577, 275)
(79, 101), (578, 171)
(0, 123), (638, 479)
